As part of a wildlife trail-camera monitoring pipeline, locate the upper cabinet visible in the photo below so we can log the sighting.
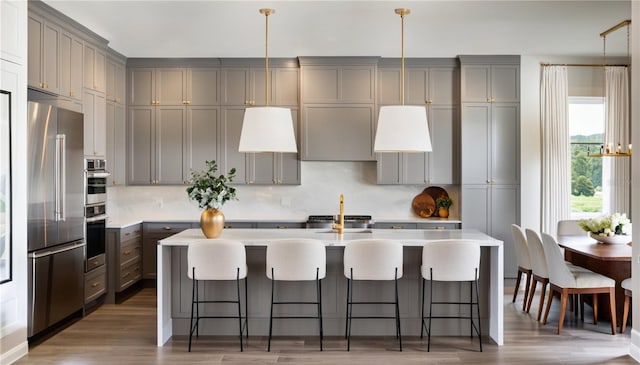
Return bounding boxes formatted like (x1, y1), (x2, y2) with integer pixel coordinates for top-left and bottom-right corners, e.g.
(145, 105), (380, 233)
(376, 59), (459, 185)
(59, 30), (83, 101)
(461, 63), (519, 103)
(28, 12), (59, 94)
(299, 57), (378, 161)
(83, 43), (106, 93)
(106, 56), (126, 105)
(221, 59), (298, 107)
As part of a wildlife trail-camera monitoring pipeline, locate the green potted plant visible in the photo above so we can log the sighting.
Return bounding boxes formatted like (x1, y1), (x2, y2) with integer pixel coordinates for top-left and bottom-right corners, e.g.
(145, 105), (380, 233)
(435, 197), (453, 218)
(186, 160), (237, 238)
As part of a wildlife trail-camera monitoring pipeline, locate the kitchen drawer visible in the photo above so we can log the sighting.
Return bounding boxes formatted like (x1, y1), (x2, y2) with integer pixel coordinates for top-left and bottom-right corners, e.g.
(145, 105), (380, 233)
(120, 239), (142, 266)
(85, 265), (107, 303)
(144, 222), (192, 235)
(375, 222), (418, 229)
(221, 222), (255, 229)
(120, 223), (142, 240)
(416, 222), (462, 230)
(118, 260), (142, 291)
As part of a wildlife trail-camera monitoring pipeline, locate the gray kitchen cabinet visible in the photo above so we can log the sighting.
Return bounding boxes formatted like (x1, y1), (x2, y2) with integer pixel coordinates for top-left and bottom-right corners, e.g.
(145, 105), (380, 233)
(27, 12), (60, 94)
(83, 88), (107, 158)
(142, 223), (191, 281)
(461, 102), (519, 185)
(83, 43), (106, 93)
(461, 63), (519, 103)
(221, 107), (300, 185)
(185, 106), (219, 175)
(461, 184), (519, 277)
(256, 222), (306, 229)
(128, 67), (187, 106)
(460, 55), (520, 278)
(85, 265), (107, 305)
(106, 102), (126, 186)
(106, 57), (126, 104)
(106, 224), (143, 303)
(188, 68), (219, 106)
(375, 222), (418, 229)
(59, 30), (83, 101)
(128, 106), (186, 185)
(376, 60), (459, 185)
(221, 60), (298, 107)
(376, 105), (457, 184)
(299, 57), (378, 161)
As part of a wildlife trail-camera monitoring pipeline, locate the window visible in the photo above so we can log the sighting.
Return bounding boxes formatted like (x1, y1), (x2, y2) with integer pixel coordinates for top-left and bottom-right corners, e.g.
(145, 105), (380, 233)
(569, 97), (604, 218)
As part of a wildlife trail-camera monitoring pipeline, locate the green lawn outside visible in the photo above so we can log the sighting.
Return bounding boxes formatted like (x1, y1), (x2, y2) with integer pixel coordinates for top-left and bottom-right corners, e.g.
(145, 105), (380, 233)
(571, 194), (602, 213)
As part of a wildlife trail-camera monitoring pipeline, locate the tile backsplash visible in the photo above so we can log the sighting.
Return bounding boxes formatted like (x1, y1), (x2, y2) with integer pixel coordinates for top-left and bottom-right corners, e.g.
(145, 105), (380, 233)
(107, 161), (459, 223)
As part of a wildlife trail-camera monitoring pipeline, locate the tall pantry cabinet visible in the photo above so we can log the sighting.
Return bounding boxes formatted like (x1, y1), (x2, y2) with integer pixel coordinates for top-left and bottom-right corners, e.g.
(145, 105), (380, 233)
(460, 55), (521, 278)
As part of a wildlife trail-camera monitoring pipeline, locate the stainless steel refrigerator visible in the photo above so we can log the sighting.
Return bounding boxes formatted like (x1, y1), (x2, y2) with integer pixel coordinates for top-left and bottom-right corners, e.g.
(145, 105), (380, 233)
(27, 101), (85, 337)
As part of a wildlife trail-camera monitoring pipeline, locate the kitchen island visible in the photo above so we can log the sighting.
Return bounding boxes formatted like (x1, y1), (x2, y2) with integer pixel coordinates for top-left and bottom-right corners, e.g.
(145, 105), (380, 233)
(157, 229), (504, 346)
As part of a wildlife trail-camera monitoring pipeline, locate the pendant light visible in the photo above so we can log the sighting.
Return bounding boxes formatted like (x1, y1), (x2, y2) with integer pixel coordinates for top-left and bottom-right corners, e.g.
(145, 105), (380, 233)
(239, 8), (297, 153)
(374, 8), (432, 153)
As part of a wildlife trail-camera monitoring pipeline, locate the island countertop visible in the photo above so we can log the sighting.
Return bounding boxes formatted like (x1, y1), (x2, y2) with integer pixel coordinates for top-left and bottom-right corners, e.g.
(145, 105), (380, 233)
(156, 228), (504, 348)
(159, 228), (501, 247)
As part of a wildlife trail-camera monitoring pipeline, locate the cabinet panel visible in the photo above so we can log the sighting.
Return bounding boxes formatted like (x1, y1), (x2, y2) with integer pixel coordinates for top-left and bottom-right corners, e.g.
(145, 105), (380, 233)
(59, 32), (72, 98)
(114, 62), (125, 104)
(186, 107), (219, 175)
(27, 15), (43, 88)
(84, 44), (105, 92)
(461, 103), (490, 184)
(274, 68), (299, 106)
(376, 152), (402, 184)
(156, 107), (186, 184)
(461, 185), (489, 233)
(106, 103), (126, 186)
(302, 105), (374, 161)
(156, 68), (185, 105)
(128, 107), (154, 184)
(94, 49), (106, 93)
(220, 107), (247, 183)
(277, 110), (301, 184)
(106, 60), (115, 102)
(429, 105), (456, 184)
(404, 152), (428, 184)
(406, 69), (428, 105)
(189, 68), (219, 105)
(83, 89), (106, 157)
(69, 37), (83, 99)
(341, 67), (375, 103)
(377, 69), (401, 105)
(302, 67), (339, 102)
(491, 104), (519, 184)
(429, 68), (457, 104)
(129, 68), (154, 106)
(491, 65), (519, 102)
(221, 69), (249, 106)
(491, 185), (519, 278)
(42, 22), (59, 94)
(461, 65), (490, 102)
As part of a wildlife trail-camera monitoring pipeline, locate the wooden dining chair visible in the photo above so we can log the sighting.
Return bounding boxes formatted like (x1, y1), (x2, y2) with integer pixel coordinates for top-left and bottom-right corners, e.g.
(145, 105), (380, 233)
(540, 233), (617, 335)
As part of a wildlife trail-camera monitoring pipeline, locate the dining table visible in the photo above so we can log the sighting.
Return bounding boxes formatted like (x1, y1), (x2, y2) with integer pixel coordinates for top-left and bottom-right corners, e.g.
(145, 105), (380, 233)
(557, 234), (631, 326)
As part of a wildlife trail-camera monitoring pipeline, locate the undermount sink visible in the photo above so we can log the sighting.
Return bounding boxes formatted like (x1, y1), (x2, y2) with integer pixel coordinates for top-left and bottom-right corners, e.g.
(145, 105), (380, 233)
(315, 229), (373, 234)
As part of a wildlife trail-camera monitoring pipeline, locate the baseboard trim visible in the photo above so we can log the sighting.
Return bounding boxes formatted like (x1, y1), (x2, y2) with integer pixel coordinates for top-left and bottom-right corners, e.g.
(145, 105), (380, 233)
(0, 340), (28, 365)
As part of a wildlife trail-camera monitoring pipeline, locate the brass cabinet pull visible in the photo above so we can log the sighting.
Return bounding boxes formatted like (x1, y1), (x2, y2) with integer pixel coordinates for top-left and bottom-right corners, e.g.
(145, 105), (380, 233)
(163, 226), (172, 230)
(391, 225), (403, 229)
(91, 283), (99, 288)
(124, 250), (131, 255)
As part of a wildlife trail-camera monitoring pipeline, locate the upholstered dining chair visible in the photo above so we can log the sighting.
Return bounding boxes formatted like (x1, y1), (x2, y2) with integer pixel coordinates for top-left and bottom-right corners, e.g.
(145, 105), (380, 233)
(540, 233), (617, 335)
(621, 278), (632, 333)
(511, 224), (532, 311)
(524, 229), (550, 321)
(557, 219), (587, 237)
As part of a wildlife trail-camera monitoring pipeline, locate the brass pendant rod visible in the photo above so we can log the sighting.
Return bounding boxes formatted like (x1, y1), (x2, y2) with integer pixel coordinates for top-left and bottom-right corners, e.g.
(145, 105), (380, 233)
(600, 19), (631, 38)
(260, 8), (274, 106)
(395, 8), (410, 105)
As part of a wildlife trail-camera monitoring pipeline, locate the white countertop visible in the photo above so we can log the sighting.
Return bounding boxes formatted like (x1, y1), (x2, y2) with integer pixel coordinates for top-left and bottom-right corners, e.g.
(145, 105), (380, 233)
(159, 228), (501, 247)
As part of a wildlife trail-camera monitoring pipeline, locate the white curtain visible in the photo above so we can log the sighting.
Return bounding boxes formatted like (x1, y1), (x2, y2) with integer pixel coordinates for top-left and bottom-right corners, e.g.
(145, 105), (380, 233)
(540, 66), (570, 237)
(603, 66), (630, 215)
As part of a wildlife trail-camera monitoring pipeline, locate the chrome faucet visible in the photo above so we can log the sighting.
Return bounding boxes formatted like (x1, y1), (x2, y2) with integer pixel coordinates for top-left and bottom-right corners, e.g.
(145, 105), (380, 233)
(333, 194), (345, 234)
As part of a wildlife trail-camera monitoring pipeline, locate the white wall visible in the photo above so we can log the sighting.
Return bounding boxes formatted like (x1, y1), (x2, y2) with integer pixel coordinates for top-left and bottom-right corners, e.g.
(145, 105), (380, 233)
(0, 1), (28, 364)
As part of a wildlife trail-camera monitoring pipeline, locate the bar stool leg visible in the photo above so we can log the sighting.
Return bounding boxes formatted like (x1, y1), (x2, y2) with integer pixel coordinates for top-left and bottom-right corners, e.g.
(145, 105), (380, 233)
(345, 276), (350, 339)
(347, 269), (354, 351)
(427, 268), (434, 352)
(245, 276), (249, 339)
(235, 269), (243, 352)
(188, 270), (196, 352)
(475, 270), (483, 352)
(268, 268), (275, 352)
(316, 268), (323, 351)
(395, 268), (402, 352)
(420, 278), (426, 339)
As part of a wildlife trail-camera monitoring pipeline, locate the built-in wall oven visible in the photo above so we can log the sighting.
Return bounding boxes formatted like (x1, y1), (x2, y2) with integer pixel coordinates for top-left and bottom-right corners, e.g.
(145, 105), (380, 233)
(85, 159), (109, 273)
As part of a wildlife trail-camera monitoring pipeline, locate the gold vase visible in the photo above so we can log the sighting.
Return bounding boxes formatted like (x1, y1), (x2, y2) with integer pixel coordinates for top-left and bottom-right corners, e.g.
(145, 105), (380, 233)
(438, 207), (449, 218)
(200, 208), (225, 238)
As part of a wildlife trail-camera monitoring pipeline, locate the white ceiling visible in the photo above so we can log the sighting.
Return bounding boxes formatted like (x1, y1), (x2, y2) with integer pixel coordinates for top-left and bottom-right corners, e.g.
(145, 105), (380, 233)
(42, 0), (632, 59)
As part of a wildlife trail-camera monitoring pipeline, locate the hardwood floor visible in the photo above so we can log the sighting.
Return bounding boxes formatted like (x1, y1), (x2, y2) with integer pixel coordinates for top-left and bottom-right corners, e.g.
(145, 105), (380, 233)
(16, 282), (637, 364)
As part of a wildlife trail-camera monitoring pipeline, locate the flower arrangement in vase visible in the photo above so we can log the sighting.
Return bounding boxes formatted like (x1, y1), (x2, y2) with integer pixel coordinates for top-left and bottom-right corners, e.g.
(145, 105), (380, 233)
(186, 160), (237, 238)
(578, 213), (632, 244)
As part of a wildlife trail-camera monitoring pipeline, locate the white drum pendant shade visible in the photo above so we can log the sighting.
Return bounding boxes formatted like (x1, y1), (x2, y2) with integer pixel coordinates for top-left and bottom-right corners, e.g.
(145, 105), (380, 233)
(239, 107), (298, 153)
(374, 105), (432, 152)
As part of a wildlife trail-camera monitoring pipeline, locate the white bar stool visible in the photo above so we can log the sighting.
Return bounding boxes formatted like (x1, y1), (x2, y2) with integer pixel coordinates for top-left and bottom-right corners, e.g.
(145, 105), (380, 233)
(266, 239), (326, 352)
(421, 239), (482, 352)
(343, 239), (403, 351)
(187, 239), (248, 352)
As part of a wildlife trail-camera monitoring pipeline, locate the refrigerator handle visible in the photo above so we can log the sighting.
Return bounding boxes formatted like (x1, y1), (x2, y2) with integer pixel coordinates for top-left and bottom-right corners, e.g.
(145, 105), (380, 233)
(60, 134), (66, 222)
(55, 134), (66, 222)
